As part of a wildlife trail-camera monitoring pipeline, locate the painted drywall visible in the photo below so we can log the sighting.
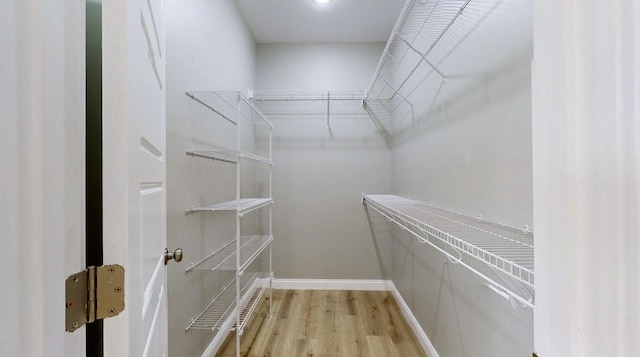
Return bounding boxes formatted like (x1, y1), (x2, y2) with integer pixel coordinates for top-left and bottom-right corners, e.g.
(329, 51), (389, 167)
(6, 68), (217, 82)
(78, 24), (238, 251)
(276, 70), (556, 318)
(165, 0), (256, 120)
(165, 1), (257, 356)
(385, 1), (535, 356)
(532, 1), (640, 355)
(392, 58), (533, 226)
(256, 43), (383, 90)
(255, 43), (393, 280)
(389, 61), (534, 357)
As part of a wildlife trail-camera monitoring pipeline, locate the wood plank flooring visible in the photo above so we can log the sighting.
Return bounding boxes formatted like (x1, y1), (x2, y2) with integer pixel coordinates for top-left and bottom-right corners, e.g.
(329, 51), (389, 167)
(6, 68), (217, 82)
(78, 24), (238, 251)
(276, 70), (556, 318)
(216, 290), (428, 357)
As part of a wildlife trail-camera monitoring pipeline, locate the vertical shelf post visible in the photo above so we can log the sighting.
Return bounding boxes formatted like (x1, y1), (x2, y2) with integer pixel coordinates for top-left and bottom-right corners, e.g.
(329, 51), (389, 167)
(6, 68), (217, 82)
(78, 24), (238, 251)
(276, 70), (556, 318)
(268, 123), (273, 317)
(235, 95), (242, 356)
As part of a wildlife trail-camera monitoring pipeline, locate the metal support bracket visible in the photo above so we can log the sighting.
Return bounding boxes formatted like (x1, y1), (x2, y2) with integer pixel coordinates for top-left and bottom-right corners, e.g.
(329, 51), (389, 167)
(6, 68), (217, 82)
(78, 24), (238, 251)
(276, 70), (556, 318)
(398, 32), (446, 80)
(65, 264), (125, 332)
(378, 75), (415, 123)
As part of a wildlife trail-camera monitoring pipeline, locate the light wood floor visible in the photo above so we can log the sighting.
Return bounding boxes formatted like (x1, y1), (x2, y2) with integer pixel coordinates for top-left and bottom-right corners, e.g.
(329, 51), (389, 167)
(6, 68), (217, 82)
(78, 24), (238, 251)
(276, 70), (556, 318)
(216, 289), (428, 357)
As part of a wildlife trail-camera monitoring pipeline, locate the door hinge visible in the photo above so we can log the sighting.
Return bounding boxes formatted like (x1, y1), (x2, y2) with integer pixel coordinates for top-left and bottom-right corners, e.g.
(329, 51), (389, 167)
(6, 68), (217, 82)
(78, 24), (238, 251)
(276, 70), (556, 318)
(65, 265), (125, 332)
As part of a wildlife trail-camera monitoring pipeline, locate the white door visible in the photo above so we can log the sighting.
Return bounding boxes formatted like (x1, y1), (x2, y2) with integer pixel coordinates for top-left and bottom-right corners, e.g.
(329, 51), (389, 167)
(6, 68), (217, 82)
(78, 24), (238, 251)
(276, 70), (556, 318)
(0, 1), (86, 356)
(102, 0), (168, 356)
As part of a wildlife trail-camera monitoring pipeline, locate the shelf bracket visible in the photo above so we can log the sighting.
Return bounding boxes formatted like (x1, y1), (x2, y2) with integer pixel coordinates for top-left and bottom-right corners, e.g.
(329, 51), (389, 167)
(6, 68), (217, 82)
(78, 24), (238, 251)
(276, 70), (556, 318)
(186, 92), (237, 126)
(378, 76), (414, 123)
(362, 100), (391, 141)
(398, 33), (446, 80)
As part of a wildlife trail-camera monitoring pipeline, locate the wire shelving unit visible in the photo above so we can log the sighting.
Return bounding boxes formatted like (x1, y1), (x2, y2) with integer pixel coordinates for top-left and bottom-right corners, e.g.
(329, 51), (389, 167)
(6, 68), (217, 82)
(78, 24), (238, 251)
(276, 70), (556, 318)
(184, 90), (274, 356)
(362, 194), (534, 308)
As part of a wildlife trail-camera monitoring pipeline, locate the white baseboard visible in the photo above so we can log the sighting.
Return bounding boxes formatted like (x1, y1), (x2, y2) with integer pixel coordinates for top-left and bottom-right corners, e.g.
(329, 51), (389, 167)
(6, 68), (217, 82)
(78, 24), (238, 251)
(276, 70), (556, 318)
(271, 278), (393, 291)
(388, 282), (440, 357)
(202, 278), (438, 357)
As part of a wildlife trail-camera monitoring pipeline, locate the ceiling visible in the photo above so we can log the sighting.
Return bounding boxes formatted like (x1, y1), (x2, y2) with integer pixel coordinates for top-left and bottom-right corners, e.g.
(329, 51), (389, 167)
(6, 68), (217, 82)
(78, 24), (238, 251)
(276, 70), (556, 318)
(234, 0), (404, 43)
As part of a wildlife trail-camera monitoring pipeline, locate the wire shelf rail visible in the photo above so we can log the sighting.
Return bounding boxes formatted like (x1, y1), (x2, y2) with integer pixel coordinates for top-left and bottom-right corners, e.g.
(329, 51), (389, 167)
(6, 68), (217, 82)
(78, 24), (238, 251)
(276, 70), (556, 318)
(362, 194), (534, 308)
(251, 89), (366, 101)
(186, 90), (273, 128)
(363, 0), (517, 136)
(366, 0), (470, 100)
(187, 149), (273, 165)
(186, 198), (273, 217)
(250, 90), (370, 128)
(185, 272), (269, 332)
(185, 235), (274, 274)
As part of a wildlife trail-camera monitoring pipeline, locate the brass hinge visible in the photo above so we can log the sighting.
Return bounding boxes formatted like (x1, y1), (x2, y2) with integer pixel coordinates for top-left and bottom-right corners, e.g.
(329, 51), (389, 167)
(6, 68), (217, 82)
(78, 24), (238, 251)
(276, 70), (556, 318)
(65, 265), (125, 332)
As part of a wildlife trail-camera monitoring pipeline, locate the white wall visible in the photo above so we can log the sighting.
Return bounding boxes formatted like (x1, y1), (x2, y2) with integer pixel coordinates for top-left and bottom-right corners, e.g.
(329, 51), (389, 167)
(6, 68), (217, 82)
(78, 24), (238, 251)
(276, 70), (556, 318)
(166, 0), (255, 120)
(257, 43), (383, 90)
(389, 59), (534, 357)
(532, 1), (640, 356)
(256, 43), (392, 280)
(385, 1), (535, 356)
(392, 58), (533, 225)
(165, 1), (256, 356)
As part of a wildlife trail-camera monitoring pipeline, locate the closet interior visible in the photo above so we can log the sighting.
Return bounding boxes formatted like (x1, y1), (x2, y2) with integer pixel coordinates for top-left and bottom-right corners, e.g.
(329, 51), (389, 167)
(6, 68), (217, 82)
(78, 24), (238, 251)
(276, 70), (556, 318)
(166, 0), (534, 356)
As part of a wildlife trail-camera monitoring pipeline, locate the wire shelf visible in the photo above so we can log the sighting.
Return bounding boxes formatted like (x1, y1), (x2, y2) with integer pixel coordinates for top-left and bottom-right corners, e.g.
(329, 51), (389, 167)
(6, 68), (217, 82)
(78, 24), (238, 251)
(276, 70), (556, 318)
(367, 0), (471, 101)
(363, 194), (534, 303)
(186, 198), (273, 217)
(251, 89), (366, 101)
(363, 0), (528, 136)
(235, 281), (268, 333)
(185, 272), (269, 331)
(363, 0), (471, 136)
(186, 91), (239, 126)
(249, 90), (371, 127)
(187, 149), (273, 165)
(186, 90), (273, 128)
(185, 235), (273, 273)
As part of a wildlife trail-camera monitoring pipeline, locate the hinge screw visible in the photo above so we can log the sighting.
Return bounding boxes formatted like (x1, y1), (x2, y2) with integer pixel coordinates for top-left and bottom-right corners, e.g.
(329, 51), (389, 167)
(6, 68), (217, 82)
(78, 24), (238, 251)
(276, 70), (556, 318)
(115, 287), (122, 293)
(72, 321), (79, 328)
(108, 267), (115, 273)
(108, 308), (116, 315)
(66, 301), (73, 309)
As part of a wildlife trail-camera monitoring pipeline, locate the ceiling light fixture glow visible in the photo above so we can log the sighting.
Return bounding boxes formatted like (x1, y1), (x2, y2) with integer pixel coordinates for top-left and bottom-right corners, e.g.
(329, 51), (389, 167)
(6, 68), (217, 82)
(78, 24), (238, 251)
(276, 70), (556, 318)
(313, 0), (332, 4)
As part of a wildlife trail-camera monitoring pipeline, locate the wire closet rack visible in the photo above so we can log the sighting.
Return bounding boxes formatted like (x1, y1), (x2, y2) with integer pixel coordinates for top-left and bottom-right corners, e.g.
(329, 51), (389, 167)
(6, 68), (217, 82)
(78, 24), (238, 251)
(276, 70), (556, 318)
(250, 89), (371, 129)
(364, 0), (520, 136)
(183, 90), (274, 357)
(362, 194), (534, 308)
(249, 0), (527, 141)
(186, 272), (269, 332)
